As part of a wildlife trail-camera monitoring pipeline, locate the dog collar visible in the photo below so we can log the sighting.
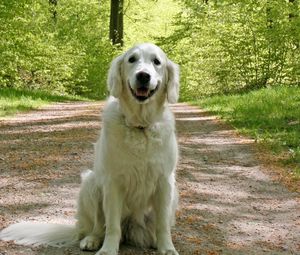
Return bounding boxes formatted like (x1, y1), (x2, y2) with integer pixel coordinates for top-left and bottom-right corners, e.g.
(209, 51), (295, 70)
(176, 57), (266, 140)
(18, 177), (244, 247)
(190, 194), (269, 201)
(124, 117), (148, 130)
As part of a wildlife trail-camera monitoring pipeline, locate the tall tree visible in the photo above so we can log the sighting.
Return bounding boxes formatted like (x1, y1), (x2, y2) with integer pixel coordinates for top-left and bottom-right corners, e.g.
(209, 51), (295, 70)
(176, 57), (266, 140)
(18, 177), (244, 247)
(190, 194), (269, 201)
(289, 0), (298, 20)
(49, 0), (58, 23)
(109, 0), (124, 46)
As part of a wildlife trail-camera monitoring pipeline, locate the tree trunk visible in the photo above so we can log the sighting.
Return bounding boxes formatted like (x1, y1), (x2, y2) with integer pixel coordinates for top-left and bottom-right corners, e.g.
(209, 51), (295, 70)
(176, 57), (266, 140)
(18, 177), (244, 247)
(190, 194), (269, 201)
(288, 0), (299, 47)
(109, 0), (124, 46)
(289, 0), (298, 20)
(49, 0), (58, 23)
(266, 1), (273, 29)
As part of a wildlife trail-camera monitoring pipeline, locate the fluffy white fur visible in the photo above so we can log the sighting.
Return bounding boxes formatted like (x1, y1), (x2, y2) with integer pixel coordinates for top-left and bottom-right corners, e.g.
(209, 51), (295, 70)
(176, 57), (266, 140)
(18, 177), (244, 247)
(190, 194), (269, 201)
(0, 43), (180, 255)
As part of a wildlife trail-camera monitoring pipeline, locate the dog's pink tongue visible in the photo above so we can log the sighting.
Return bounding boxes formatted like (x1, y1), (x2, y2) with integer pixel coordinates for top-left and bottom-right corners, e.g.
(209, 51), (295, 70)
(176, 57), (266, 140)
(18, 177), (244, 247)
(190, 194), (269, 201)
(136, 89), (149, 97)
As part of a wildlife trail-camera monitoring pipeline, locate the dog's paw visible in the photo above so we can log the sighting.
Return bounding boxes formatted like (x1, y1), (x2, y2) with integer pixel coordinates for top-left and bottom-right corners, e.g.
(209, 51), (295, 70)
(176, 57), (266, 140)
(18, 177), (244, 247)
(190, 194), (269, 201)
(158, 238), (179, 255)
(159, 244), (179, 255)
(80, 235), (101, 251)
(161, 249), (179, 255)
(95, 249), (117, 255)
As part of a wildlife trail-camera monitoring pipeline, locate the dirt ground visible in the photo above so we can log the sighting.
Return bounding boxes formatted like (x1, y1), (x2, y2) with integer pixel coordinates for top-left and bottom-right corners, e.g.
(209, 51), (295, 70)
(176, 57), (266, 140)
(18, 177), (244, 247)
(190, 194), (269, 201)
(0, 102), (299, 255)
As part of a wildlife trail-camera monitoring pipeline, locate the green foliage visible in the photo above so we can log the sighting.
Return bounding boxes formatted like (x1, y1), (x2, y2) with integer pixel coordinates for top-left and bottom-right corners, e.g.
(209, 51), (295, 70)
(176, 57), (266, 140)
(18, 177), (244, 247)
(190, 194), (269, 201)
(0, 0), (182, 101)
(123, 0), (180, 47)
(160, 0), (300, 100)
(0, 0), (180, 98)
(0, 0), (116, 99)
(196, 86), (300, 177)
(1, 0), (300, 101)
(0, 87), (87, 117)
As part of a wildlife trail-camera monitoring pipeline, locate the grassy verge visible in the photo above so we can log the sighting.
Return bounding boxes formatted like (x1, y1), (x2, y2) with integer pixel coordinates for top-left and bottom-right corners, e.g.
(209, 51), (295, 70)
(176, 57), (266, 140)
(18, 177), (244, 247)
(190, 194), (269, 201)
(194, 86), (300, 180)
(0, 88), (90, 117)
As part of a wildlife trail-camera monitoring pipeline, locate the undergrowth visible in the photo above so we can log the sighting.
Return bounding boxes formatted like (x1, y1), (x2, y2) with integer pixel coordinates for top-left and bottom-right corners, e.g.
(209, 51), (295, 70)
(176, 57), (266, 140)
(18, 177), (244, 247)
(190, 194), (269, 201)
(0, 88), (88, 117)
(195, 86), (300, 179)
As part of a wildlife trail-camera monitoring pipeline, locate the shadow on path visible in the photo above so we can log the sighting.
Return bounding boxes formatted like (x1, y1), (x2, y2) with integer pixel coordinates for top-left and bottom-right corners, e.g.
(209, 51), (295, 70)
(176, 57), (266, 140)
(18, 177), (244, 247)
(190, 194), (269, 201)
(172, 103), (299, 255)
(0, 102), (299, 255)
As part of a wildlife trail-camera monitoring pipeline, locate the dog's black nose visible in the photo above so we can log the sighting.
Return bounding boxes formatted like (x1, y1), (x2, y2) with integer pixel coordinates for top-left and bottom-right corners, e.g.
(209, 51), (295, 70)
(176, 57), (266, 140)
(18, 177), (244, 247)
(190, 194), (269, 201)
(136, 72), (151, 85)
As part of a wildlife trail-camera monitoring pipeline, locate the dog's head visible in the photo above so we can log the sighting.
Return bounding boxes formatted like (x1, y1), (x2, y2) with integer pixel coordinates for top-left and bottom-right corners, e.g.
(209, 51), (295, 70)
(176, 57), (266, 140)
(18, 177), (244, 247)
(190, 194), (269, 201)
(107, 43), (179, 104)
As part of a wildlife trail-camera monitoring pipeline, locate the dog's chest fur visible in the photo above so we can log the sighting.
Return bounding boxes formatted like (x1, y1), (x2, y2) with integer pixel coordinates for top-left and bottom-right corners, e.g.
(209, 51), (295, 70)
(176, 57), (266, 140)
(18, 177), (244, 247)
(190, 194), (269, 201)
(121, 125), (171, 211)
(98, 101), (176, 212)
(124, 125), (163, 154)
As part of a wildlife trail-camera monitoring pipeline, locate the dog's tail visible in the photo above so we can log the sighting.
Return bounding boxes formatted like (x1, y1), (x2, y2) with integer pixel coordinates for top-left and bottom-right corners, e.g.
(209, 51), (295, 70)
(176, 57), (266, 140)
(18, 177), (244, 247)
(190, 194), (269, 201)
(0, 222), (78, 247)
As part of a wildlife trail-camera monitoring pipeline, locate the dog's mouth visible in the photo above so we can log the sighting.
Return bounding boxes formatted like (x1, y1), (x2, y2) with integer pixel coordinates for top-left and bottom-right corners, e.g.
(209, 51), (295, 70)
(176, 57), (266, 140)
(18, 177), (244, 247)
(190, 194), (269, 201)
(129, 84), (159, 102)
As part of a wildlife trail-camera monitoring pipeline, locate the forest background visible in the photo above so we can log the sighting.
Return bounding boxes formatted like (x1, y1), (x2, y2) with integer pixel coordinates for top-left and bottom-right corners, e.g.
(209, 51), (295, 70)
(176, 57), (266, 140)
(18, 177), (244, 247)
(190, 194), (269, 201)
(0, 0), (299, 178)
(1, 0), (299, 98)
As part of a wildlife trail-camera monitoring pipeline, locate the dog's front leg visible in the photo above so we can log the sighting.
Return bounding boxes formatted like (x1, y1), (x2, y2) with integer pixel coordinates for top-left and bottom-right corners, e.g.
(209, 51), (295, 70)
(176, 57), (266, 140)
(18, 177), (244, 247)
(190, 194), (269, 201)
(96, 182), (123, 255)
(154, 176), (179, 255)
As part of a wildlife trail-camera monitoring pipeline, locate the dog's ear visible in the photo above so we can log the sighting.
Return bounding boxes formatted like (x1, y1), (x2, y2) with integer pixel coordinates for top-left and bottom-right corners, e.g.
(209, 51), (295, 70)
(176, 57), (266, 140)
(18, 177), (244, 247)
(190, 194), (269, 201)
(166, 59), (180, 103)
(107, 54), (124, 98)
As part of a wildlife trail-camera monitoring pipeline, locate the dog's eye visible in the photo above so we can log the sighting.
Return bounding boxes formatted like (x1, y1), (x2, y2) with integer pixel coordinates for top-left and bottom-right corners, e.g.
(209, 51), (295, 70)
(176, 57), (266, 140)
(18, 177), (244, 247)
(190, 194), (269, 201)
(128, 56), (136, 63)
(153, 58), (161, 66)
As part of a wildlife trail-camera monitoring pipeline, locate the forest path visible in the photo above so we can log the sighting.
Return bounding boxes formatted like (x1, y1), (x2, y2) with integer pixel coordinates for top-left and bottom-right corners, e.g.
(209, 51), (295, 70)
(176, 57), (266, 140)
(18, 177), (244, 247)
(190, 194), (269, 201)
(0, 102), (299, 255)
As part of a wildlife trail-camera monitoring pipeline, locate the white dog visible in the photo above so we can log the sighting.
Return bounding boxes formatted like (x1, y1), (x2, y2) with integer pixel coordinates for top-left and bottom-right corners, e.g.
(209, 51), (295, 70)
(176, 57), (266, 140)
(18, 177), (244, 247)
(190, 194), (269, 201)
(0, 43), (180, 255)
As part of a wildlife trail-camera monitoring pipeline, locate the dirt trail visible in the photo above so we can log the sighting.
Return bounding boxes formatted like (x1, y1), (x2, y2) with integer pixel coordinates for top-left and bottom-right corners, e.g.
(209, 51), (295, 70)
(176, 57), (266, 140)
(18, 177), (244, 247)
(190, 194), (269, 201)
(0, 102), (299, 255)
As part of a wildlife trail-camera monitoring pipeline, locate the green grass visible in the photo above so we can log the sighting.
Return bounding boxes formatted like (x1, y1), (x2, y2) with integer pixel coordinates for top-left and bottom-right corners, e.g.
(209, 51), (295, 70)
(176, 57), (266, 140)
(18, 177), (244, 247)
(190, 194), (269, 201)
(0, 88), (89, 117)
(195, 86), (300, 178)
